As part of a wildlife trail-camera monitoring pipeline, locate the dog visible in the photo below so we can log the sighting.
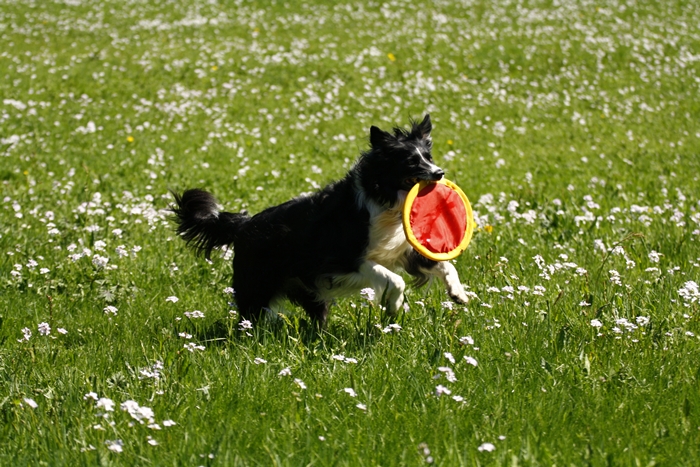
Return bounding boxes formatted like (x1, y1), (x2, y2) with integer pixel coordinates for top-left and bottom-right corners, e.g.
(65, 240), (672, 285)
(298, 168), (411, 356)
(172, 114), (469, 326)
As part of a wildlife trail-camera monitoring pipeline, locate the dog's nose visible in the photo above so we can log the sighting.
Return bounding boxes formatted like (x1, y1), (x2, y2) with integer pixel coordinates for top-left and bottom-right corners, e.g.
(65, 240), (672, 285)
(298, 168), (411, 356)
(431, 169), (445, 180)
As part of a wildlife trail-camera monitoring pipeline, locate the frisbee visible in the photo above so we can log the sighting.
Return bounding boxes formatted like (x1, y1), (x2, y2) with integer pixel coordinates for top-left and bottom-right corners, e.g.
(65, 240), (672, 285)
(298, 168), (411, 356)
(402, 179), (474, 261)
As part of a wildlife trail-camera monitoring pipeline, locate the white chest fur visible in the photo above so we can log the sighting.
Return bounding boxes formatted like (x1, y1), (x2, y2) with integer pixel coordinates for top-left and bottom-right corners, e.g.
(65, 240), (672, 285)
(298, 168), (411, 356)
(365, 206), (412, 270)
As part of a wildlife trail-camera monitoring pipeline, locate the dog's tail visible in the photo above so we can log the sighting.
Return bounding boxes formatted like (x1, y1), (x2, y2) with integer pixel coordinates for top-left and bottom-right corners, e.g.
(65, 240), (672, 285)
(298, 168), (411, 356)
(171, 188), (249, 259)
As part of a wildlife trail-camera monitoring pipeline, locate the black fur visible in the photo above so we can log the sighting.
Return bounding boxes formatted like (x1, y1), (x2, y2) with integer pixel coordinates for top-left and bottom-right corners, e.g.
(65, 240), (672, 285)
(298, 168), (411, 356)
(172, 189), (249, 259)
(172, 115), (453, 326)
(359, 115), (442, 206)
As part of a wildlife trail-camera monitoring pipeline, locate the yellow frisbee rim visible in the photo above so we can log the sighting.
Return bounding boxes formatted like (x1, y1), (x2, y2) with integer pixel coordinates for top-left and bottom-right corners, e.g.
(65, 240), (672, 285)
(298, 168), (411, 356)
(402, 178), (474, 262)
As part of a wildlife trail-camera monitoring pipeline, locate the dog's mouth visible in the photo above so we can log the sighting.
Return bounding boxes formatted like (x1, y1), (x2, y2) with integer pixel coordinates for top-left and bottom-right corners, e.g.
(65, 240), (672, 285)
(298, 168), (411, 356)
(403, 172), (444, 189)
(404, 177), (421, 188)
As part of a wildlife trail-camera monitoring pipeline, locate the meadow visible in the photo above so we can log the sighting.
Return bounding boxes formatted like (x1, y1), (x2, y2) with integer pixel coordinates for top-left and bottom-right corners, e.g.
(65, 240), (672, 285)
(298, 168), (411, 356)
(2, 0), (700, 465)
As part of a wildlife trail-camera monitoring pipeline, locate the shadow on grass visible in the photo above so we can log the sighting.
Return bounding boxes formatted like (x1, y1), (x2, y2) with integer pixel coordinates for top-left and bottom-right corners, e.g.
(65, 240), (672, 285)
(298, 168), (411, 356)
(175, 300), (403, 356)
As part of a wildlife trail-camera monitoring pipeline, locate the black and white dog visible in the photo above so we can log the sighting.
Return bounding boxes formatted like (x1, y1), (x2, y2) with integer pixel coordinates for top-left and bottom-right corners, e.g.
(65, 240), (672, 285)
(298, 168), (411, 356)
(173, 115), (468, 326)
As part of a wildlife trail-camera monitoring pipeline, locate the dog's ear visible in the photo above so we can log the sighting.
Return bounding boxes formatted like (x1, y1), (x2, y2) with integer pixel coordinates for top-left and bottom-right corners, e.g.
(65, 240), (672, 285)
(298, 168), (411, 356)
(417, 114), (432, 140)
(370, 125), (393, 148)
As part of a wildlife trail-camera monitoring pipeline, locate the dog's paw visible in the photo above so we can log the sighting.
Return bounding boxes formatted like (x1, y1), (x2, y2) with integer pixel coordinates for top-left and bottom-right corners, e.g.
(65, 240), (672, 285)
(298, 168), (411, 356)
(448, 283), (469, 305)
(383, 276), (406, 316)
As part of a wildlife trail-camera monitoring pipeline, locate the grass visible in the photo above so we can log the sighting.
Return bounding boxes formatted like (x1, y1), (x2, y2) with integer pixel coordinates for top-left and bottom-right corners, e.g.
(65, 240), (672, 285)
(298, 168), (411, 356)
(1, 0), (700, 465)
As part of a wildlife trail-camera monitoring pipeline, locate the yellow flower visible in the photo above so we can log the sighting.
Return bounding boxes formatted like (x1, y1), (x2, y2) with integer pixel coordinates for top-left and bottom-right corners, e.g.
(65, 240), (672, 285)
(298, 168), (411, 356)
(211, 66), (218, 71)
(127, 136), (134, 143)
(387, 53), (396, 62)
(484, 225), (493, 233)
(447, 140), (453, 145)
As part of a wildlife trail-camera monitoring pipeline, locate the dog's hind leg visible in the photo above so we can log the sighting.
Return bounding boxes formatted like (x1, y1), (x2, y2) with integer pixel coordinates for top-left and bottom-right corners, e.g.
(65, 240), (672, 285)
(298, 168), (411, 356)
(233, 291), (268, 323)
(405, 250), (469, 304)
(232, 275), (278, 323)
(288, 288), (330, 327)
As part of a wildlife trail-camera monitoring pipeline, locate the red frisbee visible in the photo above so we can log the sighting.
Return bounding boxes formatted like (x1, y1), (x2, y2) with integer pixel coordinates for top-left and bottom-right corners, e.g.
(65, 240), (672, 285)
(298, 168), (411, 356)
(402, 179), (474, 261)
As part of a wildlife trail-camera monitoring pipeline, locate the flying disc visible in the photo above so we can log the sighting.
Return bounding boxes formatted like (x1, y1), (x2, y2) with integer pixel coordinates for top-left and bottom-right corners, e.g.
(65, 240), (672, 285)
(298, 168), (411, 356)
(402, 179), (474, 261)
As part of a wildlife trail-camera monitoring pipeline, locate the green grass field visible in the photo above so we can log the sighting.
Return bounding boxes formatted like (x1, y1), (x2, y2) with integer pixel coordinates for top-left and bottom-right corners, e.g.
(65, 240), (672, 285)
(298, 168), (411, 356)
(2, 0), (700, 465)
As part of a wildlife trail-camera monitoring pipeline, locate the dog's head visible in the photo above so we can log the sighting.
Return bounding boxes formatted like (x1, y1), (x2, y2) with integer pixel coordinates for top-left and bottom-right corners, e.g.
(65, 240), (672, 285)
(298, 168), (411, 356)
(358, 114), (444, 206)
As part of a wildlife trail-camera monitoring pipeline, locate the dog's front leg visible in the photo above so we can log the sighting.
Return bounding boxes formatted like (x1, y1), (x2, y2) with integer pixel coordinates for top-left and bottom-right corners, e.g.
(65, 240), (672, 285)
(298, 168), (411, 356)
(430, 261), (469, 304)
(359, 261), (406, 315)
(405, 250), (469, 304)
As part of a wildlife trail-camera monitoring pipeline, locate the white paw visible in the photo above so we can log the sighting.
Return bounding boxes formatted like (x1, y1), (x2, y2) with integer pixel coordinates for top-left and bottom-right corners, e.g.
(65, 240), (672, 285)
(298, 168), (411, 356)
(431, 261), (469, 305)
(448, 281), (469, 304)
(383, 276), (406, 316)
